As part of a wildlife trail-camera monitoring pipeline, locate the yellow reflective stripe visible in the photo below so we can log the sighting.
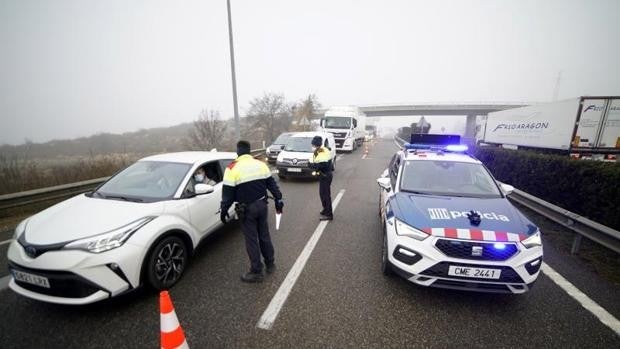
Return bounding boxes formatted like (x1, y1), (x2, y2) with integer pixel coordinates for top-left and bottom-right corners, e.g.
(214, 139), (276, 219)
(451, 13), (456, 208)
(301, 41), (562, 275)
(223, 157), (270, 186)
(313, 147), (331, 163)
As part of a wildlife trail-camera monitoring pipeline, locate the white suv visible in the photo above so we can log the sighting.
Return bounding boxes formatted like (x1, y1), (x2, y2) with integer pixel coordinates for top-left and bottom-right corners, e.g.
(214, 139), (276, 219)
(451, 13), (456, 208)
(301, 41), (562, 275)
(8, 151), (238, 304)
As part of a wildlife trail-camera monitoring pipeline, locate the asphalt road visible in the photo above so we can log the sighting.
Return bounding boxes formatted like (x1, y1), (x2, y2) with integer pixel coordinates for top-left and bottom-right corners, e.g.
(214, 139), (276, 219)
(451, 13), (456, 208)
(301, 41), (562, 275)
(0, 139), (618, 348)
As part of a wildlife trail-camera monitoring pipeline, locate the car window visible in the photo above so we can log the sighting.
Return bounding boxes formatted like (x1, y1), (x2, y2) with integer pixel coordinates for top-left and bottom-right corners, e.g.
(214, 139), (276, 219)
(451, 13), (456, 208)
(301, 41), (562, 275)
(183, 161), (224, 197)
(390, 155), (400, 187)
(97, 161), (191, 201)
(400, 160), (502, 198)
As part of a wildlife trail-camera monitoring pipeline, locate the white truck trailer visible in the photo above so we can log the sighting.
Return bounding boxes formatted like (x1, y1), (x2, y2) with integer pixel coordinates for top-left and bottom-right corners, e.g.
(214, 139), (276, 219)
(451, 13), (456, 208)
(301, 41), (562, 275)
(320, 106), (366, 151)
(481, 96), (620, 160)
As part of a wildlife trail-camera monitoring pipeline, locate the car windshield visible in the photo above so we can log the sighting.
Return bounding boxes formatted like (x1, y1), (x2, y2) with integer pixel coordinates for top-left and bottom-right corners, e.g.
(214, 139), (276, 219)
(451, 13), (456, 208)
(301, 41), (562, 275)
(284, 137), (314, 152)
(273, 133), (293, 145)
(95, 161), (192, 201)
(324, 117), (351, 129)
(400, 160), (502, 198)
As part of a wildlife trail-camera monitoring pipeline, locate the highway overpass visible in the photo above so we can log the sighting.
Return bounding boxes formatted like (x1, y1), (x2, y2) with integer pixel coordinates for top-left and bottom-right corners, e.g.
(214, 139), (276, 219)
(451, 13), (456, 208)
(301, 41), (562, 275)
(314, 102), (530, 137)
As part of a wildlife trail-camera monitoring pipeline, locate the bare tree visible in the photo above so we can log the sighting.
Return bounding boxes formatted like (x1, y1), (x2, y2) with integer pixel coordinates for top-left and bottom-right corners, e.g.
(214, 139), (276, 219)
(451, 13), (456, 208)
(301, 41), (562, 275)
(291, 94), (321, 131)
(247, 93), (291, 144)
(186, 110), (229, 150)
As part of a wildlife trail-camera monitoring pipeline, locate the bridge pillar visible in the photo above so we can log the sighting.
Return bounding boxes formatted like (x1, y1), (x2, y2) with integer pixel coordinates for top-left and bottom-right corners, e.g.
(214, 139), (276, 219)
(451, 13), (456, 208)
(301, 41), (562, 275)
(464, 115), (477, 139)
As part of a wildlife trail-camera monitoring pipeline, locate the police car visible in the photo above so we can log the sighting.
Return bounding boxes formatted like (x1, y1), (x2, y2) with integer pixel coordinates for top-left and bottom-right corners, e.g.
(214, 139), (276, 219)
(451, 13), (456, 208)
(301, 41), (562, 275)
(377, 134), (543, 294)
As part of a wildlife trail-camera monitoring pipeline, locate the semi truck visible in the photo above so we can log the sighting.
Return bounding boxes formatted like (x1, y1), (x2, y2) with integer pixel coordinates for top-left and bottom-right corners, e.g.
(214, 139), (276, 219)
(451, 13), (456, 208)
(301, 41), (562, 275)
(480, 96), (620, 161)
(320, 106), (366, 151)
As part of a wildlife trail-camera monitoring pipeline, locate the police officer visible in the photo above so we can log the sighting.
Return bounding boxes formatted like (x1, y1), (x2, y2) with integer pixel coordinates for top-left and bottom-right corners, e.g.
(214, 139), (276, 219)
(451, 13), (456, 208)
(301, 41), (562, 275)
(221, 140), (284, 283)
(309, 136), (333, 220)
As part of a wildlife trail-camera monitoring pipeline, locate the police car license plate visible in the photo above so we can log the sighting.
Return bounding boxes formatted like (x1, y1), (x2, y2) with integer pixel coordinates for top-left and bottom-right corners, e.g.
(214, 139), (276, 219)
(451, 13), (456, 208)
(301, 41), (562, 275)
(448, 266), (501, 279)
(287, 168), (302, 172)
(12, 270), (50, 288)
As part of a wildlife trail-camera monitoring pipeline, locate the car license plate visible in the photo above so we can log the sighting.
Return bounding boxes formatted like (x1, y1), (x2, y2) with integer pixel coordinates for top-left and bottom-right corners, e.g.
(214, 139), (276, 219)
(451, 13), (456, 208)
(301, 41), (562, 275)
(287, 168), (302, 172)
(12, 270), (51, 288)
(448, 266), (501, 279)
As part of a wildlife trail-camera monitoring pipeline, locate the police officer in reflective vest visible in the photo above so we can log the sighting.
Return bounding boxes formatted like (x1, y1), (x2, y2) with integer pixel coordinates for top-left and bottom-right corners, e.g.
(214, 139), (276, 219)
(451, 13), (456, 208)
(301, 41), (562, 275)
(221, 141), (284, 283)
(309, 136), (333, 220)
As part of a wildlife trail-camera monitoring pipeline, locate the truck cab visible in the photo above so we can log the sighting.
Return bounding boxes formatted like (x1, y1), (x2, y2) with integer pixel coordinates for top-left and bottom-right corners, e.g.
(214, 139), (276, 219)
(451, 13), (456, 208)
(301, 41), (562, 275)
(320, 106), (366, 152)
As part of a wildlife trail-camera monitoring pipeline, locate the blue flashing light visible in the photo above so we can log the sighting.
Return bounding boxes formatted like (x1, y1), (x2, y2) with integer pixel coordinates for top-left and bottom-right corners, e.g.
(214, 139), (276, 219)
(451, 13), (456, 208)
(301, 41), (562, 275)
(403, 143), (468, 153)
(493, 243), (506, 250)
(445, 144), (468, 152)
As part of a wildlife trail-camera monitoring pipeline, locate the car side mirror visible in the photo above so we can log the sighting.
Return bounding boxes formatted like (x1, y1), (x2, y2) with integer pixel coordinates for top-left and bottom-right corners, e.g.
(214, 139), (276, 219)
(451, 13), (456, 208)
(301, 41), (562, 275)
(195, 184), (214, 195)
(500, 183), (514, 195)
(377, 177), (391, 191)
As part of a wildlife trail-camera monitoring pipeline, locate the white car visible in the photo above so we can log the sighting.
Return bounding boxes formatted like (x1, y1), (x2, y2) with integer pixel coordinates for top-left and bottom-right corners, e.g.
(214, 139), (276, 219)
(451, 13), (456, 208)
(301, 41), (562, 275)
(8, 151), (238, 305)
(377, 135), (543, 294)
(276, 131), (336, 179)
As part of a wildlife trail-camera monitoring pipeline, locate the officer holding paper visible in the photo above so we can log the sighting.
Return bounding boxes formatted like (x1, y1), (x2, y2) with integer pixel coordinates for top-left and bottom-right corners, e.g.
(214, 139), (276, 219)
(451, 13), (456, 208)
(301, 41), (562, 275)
(221, 140), (284, 283)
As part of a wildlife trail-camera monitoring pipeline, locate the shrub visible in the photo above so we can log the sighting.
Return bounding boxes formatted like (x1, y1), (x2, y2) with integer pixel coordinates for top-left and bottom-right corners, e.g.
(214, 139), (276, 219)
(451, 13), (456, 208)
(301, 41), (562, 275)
(474, 146), (620, 231)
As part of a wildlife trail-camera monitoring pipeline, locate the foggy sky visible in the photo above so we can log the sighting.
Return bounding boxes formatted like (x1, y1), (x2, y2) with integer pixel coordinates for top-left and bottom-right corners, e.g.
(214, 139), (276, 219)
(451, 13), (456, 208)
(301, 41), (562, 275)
(1, 0), (619, 145)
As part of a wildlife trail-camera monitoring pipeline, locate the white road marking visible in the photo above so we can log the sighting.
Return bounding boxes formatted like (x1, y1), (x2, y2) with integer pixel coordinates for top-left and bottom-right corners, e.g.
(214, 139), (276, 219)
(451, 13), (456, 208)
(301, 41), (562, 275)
(0, 275), (10, 291)
(257, 189), (346, 330)
(336, 154), (343, 161)
(541, 263), (620, 336)
(0, 239), (14, 246)
(361, 154), (367, 159)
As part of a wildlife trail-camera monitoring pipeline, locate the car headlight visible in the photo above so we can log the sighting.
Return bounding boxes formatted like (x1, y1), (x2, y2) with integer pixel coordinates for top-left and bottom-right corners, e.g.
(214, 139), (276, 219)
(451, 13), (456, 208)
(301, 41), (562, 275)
(395, 219), (429, 241)
(521, 230), (542, 249)
(13, 219), (29, 239)
(64, 216), (156, 253)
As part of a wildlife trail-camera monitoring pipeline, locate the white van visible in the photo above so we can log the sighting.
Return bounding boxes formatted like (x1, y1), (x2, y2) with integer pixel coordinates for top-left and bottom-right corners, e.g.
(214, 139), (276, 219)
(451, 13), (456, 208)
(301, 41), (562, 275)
(276, 131), (337, 179)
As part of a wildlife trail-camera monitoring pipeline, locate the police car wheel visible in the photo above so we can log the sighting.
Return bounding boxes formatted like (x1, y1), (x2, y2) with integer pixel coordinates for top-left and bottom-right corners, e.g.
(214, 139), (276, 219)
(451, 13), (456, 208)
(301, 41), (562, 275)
(145, 236), (188, 290)
(381, 232), (394, 276)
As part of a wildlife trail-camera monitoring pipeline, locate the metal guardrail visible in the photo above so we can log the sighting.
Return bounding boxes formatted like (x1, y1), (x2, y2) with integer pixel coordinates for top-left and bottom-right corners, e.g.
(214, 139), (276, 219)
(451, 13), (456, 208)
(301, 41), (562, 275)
(0, 148), (266, 212)
(392, 135), (620, 255)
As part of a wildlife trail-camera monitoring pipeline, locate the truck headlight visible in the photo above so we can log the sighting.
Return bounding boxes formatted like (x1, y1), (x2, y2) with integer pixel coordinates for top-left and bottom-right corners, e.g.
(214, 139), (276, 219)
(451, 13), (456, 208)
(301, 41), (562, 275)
(395, 219), (429, 241)
(13, 219), (29, 240)
(64, 216), (156, 253)
(521, 230), (542, 249)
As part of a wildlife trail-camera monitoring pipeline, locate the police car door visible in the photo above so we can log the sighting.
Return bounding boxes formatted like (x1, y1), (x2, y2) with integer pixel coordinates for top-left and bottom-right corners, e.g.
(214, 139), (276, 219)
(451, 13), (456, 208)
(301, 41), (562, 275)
(184, 161), (223, 235)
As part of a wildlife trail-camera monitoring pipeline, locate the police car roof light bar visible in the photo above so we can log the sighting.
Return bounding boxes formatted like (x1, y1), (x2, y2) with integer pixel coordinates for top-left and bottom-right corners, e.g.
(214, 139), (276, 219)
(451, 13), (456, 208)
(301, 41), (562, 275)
(410, 133), (461, 145)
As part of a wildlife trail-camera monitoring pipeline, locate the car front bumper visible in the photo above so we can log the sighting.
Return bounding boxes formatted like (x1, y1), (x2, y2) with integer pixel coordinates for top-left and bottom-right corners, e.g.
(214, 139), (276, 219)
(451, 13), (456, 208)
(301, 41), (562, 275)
(385, 219), (543, 294)
(7, 239), (143, 304)
(276, 164), (317, 177)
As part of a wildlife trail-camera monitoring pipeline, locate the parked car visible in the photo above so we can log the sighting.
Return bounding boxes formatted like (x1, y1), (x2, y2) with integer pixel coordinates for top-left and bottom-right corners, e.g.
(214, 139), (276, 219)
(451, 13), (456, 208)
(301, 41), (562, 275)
(266, 132), (296, 163)
(8, 151), (238, 304)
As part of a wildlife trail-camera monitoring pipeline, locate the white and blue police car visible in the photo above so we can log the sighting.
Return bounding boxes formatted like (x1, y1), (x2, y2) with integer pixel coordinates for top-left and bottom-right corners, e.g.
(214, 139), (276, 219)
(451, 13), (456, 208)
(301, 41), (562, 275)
(377, 134), (543, 294)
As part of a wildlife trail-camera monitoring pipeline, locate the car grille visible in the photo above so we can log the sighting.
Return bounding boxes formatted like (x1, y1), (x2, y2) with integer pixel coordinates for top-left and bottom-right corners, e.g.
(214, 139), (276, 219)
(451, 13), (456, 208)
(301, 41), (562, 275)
(335, 139), (344, 147)
(435, 239), (518, 261)
(420, 262), (524, 283)
(280, 158), (309, 166)
(330, 132), (348, 138)
(9, 262), (104, 299)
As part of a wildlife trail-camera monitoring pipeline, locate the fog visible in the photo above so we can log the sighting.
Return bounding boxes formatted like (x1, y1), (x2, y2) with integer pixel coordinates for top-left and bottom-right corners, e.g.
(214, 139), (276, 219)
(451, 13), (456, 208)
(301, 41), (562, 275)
(1, 0), (619, 145)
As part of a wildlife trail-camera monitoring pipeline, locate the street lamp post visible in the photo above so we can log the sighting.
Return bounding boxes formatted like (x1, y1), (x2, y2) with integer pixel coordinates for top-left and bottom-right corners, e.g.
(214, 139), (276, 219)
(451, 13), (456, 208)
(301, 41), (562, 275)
(226, 0), (240, 141)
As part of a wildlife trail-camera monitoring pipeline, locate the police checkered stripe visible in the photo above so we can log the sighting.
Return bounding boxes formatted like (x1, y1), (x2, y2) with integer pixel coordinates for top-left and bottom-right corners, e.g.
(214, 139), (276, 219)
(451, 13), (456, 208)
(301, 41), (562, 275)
(422, 228), (526, 241)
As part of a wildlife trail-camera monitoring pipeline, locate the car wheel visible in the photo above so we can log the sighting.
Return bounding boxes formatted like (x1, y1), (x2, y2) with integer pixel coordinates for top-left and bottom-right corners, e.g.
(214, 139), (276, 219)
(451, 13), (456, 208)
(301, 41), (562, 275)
(145, 236), (188, 290)
(381, 231), (394, 276)
(332, 158), (336, 172)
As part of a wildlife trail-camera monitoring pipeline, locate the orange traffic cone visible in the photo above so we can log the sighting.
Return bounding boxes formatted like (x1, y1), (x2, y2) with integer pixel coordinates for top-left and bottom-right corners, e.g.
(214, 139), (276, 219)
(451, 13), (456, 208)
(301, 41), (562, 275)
(160, 291), (189, 349)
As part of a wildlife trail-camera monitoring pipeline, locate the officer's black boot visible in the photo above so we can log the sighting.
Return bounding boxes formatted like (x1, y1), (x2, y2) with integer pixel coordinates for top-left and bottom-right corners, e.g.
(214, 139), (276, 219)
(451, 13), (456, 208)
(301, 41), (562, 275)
(319, 214), (333, 221)
(266, 263), (276, 274)
(241, 271), (264, 283)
